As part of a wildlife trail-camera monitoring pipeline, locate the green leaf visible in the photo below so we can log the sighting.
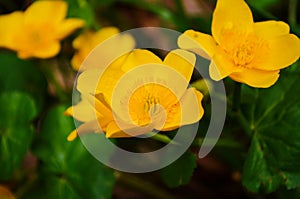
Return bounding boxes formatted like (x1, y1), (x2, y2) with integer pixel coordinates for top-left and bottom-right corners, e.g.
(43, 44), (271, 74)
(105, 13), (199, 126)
(0, 52), (47, 113)
(241, 70), (300, 193)
(0, 92), (37, 180)
(30, 105), (115, 199)
(160, 151), (197, 188)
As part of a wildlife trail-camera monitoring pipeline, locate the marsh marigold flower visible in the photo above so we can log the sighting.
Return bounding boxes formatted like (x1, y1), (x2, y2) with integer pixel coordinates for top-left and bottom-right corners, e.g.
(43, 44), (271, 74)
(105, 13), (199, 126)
(71, 27), (135, 71)
(0, 1), (84, 59)
(65, 49), (204, 140)
(178, 0), (300, 88)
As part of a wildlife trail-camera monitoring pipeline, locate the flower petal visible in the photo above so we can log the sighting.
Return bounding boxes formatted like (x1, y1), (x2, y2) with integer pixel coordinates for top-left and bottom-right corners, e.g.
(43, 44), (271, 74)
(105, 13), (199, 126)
(0, 11), (24, 49)
(77, 68), (105, 95)
(55, 19), (85, 39)
(163, 49), (196, 82)
(24, 1), (67, 25)
(178, 29), (217, 59)
(212, 0), (253, 44)
(254, 21), (290, 39)
(120, 49), (162, 72)
(105, 121), (154, 138)
(230, 68), (280, 88)
(17, 41), (60, 59)
(65, 96), (97, 123)
(257, 34), (300, 70)
(161, 88), (204, 131)
(209, 48), (238, 81)
(79, 33), (135, 71)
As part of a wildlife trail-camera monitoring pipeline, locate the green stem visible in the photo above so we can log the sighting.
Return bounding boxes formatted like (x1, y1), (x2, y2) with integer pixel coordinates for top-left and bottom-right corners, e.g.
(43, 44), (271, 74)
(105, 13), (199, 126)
(289, 0), (298, 26)
(115, 172), (178, 199)
(148, 132), (180, 146)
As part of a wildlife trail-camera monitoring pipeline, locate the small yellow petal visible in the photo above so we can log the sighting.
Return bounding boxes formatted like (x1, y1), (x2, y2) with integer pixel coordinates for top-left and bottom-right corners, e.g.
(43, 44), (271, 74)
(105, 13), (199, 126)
(55, 19), (85, 40)
(121, 49), (162, 72)
(212, 0), (253, 44)
(67, 130), (78, 141)
(24, 0), (67, 25)
(230, 69), (280, 88)
(64, 106), (73, 116)
(161, 88), (204, 131)
(163, 49), (196, 83)
(254, 21), (290, 39)
(210, 48), (238, 81)
(178, 30), (217, 59)
(105, 121), (154, 138)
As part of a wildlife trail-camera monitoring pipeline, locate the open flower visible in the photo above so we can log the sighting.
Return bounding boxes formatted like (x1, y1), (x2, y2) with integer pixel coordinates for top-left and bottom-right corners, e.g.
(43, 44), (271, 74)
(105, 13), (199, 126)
(178, 0), (300, 88)
(0, 0), (84, 59)
(65, 49), (204, 140)
(71, 27), (135, 71)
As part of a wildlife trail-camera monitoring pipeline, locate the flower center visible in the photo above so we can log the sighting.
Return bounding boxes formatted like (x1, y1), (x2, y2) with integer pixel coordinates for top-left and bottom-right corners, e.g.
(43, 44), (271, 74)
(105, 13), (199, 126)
(220, 31), (266, 67)
(128, 83), (179, 126)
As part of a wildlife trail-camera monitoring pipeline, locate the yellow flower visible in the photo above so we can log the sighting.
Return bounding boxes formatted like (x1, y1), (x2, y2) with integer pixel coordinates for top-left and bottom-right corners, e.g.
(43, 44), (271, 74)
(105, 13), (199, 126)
(65, 49), (204, 140)
(71, 27), (135, 71)
(0, 0), (84, 59)
(178, 0), (300, 88)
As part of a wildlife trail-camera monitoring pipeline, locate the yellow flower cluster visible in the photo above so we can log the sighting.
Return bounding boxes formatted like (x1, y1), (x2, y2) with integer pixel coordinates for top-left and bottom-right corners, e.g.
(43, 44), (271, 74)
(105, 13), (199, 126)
(0, 1), (84, 59)
(1, 0), (299, 139)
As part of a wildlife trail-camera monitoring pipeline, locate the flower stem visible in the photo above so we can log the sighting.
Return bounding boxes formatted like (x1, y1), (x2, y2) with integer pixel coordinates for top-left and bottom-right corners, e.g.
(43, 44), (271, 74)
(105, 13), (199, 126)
(289, 0), (298, 26)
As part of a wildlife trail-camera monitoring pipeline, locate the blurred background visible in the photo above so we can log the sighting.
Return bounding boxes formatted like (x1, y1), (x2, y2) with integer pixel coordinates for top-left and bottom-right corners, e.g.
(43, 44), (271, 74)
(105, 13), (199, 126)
(0, 0), (300, 198)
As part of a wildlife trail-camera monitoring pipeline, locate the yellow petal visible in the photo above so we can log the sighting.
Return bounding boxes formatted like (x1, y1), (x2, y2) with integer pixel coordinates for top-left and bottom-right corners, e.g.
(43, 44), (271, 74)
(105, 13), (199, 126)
(0, 11), (24, 49)
(209, 48), (238, 81)
(69, 96), (99, 122)
(92, 27), (120, 43)
(78, 32), (135, 71)
(163, 49), (196, 82)
(55, 19), (85, 39)
(121, 49), (162, 72)
(161, 88), (204, 131)
(67, 130), (78, 141)
(77, 68), (105, 95)
(257, 34), (300, 70)
(24, 0), (67, 25)
(254, 21), (290, 39)
(178, 29), (217, 59)
(64, 106), (73, 116)
(212, 0), (253, 44)
(105, 121), (154, 138)
(17, 41), (60, 59)
(94, 93), (113, 128)
(230, 68), (280, 88)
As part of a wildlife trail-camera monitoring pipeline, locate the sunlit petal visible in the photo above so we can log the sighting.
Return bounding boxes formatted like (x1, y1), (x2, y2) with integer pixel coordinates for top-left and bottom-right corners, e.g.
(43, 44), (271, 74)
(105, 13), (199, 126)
(212, 0), (253, 44)
(230, 68), (280, 88)
(254, 21), (290, 39)
(178, 29), (217, 59)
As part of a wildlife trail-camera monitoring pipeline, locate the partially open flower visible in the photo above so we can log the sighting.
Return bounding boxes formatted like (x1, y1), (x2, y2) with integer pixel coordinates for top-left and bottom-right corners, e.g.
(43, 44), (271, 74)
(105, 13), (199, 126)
(71, 27), (135, 71)
(0, 0), (84, 59)
(65, 49), (204, 140)
(178, 0), (300, 88)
